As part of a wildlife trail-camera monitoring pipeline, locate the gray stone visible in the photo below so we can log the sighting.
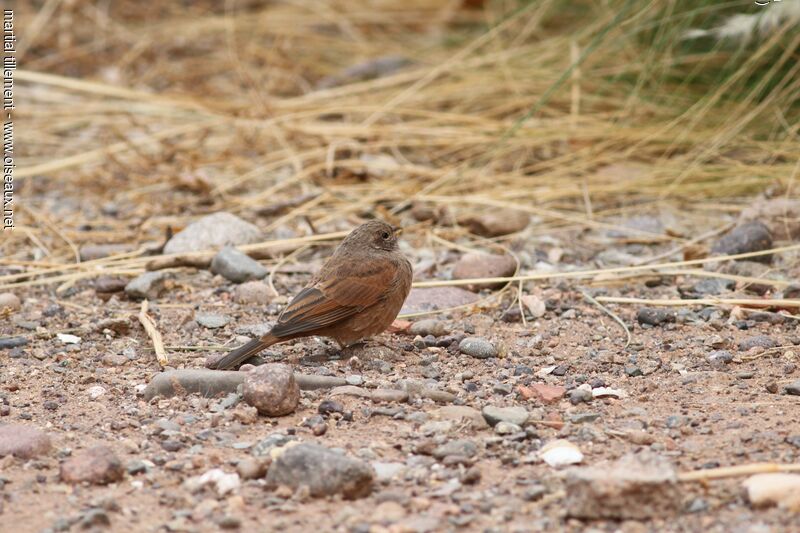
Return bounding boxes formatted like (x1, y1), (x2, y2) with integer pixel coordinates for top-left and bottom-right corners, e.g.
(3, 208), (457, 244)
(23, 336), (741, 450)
(0, 424), (52, 459)
(636, 307), (675, 326)
(482, 405), (528, 427)
(371, 389), (409, 403)
(738, 335), (779, 352)
(409, 319), (449, 338)
(785, 380), (800, 396)
(79, 244), (131, 262)
(233, 281), (273, 305)
(242, 364), (300, 416)
(461, 210), (529, 238)
(266, 443), (373, 498)
(330, 385), (372, 399)
(400, 287), (479, 315)
(144, 369), (346, 400)
(494, 421), (522, 434)
(124, 271), (168, 300)
(164, 212), (262, 254)
(433, 439), (478, 460)
(707, 350), (733, 366)
(196, 313), (230, 329)
(210, 247), (268, 283)
(459, 337), (497, 359)
(452, 253), (516, 291)
(565, 452), (681, 519)
(251, 433), (296, 457)
(0, 336), (28, 350)
(711, 221), (773, 263)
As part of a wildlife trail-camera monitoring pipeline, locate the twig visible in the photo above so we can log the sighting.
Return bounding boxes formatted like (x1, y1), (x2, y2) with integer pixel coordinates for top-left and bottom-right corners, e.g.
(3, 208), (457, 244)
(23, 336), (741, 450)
(679, 463), (800, 482)
(138, 300), (168, 367)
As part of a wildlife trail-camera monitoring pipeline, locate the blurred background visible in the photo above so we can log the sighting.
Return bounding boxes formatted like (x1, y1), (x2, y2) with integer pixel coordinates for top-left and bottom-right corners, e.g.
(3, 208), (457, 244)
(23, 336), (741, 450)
(6, 0), (800, 267)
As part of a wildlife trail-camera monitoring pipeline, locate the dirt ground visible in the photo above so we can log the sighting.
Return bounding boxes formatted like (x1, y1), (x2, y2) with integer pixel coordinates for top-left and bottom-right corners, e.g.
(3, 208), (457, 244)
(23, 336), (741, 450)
(2, 201), (800, 533)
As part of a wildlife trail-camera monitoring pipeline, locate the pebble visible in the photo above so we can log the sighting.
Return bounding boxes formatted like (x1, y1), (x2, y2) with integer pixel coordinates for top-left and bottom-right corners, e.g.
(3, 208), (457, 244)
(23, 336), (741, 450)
(432, 405), (488, 429)
(124, 271), (168, 300)
(236, 458), (268, 480)
(345, 375), (364, 386)
(461, 210), (529, 237)
(94, 276), (127, 294)
(372, 462), (406, 483)
(78, 508), (111, 529)
(87, 385), (106, 400)
(569, 387), (594, 405)
(0, 292), (21, 311)
(569, 413), (600, 424)
(409, 319), (449, 337)
(459, 337), (497, 359)
(372, 500), (406, 524)
(0, 424), (52, 459)
(184, 468), (241, 497)
(60, 446), (124, 485)
(521, 383), (566, 404)
(371, 389), (409, 403)
(636, 307), (675, 326)
(400, 287), (479, 315)
(540, 439), (583, 467)
(243, 364), (300, 416)
(251, 433), (296, 457)
(743, 473), (800, 510)
(421, 389), (457, 404)
(707, 350), (733, 366)
(565, 451), (681, 519)
(266, 443), (373, 499)
(196, 313), (230, 329)
(164, 212), (262, 254)
(78, 243), (131, 261)
(233, 281), (273, 305)
(738, 335), (778, 351)
(330, 385), (372, 399)
(482, 405), (528, 427)
(711, 221), (773, 263)
(784, 380), (800, 396)
(144, 370), (245, 400)
(0, 336), (28, 350)
(432, 439), (477, 460)
(210, 246), (268, 283)
(494, 421), (522, 435)
(452, 253), (516, 291)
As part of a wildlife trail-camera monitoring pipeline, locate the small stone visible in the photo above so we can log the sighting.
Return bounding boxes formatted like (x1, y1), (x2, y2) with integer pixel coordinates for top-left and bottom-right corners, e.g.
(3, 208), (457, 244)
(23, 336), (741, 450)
(94, 276), (128, 294)
(433, 439), (477, 460)
(233, 281), (273, 305)
(266, 443), (373, 499)
(565, 452), (680, 519)
(79, 508), (111, 529)
(400, 287), (480, 315)
(218, 516), (242, 530)
(372, 462), (405, 483)
(522, 383), (566, 404)
(164, 212), (262, 255)
(482, 405), (528, 427)
(743, 473), (800, 510)
(495, 421), (522, 435)
(432, 405), (488, 430)
(0, 424), (52, 459)
(711, 221), (773, 263)
(541, 439), (583, 467)
(0, 336), (28, 350)
(143, 369), (245, 400)
(345, 375), (364, 386)
(409, 319), (449, 337)
(452, 253), (516, 291)
(211, 246), (268, 283)
(87, 385), (106, 400)
(459, 337), (497, 359)
(243, 364), (300, 416)
(707, 350), (733, 366)
(371, 389), (409, 403)
(569, 387), (594, 405)
(373, 501), (406, 524)
(330, 385), (372, 399)
(184, 468), (241, 497)
(0, 293), (21, 312)
(79, 243), (131, 262)
(124, 272), (168, 300)
(461, 210), (529, 238)
(636, 307), (675, 326)
(196, 313), (230, 329)
(60, 446), (124, 485)
(236, 458), (268, 480)
(784, 380), (800, 396)
(569, 413), (600, 424)
(738, 335), (779, 352)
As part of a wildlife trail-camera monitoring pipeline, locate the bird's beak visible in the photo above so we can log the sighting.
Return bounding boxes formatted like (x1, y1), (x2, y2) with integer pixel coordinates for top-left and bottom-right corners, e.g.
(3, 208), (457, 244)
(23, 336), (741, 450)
(392, 226), (403, 236)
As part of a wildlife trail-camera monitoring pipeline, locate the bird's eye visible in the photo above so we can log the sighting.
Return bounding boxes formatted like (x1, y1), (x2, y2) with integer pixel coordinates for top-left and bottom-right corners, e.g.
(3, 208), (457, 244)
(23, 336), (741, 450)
(381, 232), (390, 240)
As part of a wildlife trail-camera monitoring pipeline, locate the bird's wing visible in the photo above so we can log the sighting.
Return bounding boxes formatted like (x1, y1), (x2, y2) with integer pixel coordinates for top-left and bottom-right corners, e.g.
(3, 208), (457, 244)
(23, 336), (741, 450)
(269, 259), (396, 337)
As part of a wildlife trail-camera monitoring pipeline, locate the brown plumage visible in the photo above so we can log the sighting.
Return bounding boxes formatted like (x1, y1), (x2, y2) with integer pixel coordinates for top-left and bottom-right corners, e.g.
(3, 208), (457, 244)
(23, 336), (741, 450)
(208, 220), (412, 370)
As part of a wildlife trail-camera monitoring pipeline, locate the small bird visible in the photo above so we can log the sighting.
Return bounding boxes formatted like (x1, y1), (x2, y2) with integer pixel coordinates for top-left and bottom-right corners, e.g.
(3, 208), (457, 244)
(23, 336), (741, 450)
(209, 220), (412, 370)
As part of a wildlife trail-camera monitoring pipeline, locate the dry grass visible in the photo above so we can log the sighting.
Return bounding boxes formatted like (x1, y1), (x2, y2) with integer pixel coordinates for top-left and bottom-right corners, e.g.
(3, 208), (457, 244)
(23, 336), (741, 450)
(5, 0), (799, 313)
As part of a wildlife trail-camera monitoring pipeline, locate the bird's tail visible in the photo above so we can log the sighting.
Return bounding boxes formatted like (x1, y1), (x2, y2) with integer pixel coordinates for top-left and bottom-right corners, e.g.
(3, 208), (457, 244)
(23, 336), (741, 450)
(210, 334), (280, 370)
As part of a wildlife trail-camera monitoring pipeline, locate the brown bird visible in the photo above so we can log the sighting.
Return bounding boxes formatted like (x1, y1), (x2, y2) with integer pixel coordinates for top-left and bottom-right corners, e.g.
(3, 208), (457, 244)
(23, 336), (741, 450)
(209, 220), (412, 370)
